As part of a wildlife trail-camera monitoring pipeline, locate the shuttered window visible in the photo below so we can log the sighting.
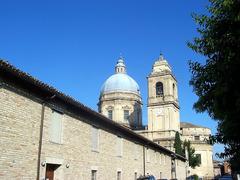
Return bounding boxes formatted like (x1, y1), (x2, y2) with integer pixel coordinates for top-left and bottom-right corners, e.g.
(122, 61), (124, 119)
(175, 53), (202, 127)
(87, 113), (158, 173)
(92, 126), (99, 151)
(146, 148), (150, 163)
(134, 143), (138, 160)
(50, 110), (63, 143)
(117, 136), (123, 157)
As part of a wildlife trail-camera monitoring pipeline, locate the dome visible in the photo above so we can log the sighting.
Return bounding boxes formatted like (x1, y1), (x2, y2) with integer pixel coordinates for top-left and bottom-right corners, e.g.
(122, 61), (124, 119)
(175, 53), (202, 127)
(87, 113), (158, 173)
(101, 73), (140, 95)
(100, 57), (140, 95)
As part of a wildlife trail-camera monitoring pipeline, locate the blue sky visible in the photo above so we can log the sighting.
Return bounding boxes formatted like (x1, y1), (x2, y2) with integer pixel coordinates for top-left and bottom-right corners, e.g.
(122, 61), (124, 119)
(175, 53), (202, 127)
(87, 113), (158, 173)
(0, 0), (223, 158)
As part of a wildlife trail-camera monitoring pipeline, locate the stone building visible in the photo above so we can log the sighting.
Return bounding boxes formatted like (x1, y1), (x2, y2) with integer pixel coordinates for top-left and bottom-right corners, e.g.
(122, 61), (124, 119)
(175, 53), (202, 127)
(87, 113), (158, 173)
(98, 55), (214, 179)
(0, 59), (186, 180)
(180, 122), (214, 178)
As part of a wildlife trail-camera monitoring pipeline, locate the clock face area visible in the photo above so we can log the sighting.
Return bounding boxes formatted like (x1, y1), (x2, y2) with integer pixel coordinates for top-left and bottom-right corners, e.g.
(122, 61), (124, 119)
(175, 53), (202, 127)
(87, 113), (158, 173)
(156, 108), (164, 116)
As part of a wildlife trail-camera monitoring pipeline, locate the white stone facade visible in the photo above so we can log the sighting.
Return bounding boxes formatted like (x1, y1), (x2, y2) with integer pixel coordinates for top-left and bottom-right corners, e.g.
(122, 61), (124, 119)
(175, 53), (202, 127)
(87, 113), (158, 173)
(181, 123), (214, 179)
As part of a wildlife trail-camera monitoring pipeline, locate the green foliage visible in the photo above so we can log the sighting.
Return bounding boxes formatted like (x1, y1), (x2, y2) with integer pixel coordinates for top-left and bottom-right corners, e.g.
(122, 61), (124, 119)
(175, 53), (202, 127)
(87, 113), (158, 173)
(193, 174), (199, 180)
(183, 140), (201, 168)
(188, 0), (240, 171)
(174, 132), (184, 156)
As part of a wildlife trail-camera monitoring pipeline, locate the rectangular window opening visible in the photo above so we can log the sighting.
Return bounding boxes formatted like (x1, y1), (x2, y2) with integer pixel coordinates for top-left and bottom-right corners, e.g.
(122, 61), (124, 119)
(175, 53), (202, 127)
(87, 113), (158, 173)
(117, 136), (123, 157)
(124, 110), (129, 122)
(91, 170), (97, 180)
(117, 171), (121, 180)
(134, 172), (138, 180)
(50, 110), (63, 144)
(92, 126), (99, 152)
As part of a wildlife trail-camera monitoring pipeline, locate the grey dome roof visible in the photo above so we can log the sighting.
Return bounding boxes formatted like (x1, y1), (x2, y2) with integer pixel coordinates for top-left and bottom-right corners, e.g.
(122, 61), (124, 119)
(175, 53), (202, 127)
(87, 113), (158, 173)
(100, 58), (140, 95)
(101, 73), (140, 95)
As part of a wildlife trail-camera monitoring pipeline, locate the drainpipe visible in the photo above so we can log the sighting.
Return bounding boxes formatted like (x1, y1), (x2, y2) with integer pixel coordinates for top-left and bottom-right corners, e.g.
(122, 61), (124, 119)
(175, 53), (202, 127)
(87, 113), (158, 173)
(143, 146), (146, 176)
(37, 102), (46, 180)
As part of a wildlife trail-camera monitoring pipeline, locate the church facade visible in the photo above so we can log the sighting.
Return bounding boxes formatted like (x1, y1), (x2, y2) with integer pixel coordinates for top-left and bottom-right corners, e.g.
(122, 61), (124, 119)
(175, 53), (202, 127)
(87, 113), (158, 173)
(98, 55), (214, 179)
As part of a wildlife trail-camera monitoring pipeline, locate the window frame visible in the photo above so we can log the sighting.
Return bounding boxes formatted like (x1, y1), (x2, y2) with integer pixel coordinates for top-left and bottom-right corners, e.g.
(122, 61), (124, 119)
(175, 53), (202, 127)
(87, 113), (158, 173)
(91, 170), (97, 180)
(91, 126), (100, 152)
(156, 82), (164, 97)
(49, 110), (63, 144)
(108, 110), (113, 120)
(123, 110), (130, 122)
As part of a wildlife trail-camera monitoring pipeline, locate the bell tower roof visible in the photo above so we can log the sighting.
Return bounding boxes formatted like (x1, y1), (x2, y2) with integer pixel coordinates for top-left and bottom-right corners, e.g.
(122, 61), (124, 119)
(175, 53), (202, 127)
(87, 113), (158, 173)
(151, 54), (172, 75)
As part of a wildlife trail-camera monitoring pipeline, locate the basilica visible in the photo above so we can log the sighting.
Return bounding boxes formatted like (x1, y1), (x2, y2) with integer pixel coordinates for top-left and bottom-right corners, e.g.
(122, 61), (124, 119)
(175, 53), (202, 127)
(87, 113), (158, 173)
(0, 55), (214, 180)
(98, 55), (214, 179)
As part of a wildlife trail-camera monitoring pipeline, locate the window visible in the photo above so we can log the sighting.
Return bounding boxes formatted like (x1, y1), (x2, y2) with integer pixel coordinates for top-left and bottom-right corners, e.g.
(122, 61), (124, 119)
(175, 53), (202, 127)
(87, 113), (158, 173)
(154, 152), (157, 164)
(159, 154), (162, 164)
(194, 135), (200, 140)
(196, 154), (201, 164)
(156, 82), (164, 96)
(108, 110), (113, 120)
(163, 154), (166, 165)
(124, 110), (129, 122)
(117, 136), (123, 157)
(134, 172), (137, 180)
(146, 148), (150, 163)
(91, 170), (97, 180)
(92, 126), (99, 151)
(117, 171), (121, 180)
(134, 144), (138, 160)
(50, 110), (63, 144)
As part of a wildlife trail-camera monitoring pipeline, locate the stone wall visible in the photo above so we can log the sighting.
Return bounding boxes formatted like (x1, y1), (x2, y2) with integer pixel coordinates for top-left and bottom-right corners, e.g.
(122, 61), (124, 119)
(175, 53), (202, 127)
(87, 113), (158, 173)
(0, 87), (186, 180)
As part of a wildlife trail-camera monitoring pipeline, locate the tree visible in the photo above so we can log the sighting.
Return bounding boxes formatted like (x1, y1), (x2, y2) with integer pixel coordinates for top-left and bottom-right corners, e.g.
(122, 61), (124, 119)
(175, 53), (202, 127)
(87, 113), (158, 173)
(174, 132), (201, 168)
(183, 140), (201, 169)
(174, 132), (184, 156)
(188, 0), (240, 171)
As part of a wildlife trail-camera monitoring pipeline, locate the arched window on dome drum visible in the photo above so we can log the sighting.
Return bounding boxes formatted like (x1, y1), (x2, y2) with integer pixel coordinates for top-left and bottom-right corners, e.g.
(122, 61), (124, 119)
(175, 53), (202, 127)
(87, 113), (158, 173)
(156, 82), (164, 96)
(108, 110), (113, 120)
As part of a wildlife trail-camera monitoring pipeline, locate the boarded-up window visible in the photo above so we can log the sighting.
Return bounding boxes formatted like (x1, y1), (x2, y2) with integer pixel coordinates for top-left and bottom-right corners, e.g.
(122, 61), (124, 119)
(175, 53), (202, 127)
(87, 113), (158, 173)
(154, 151), (157, 164)
(92, 126), (99, 151)
(160, 154), (162, 164)
(117, 136), (123, 157)
(146, 148), (150, 163)
(50, 110), (63, 143)
(134, 143), (138, 160)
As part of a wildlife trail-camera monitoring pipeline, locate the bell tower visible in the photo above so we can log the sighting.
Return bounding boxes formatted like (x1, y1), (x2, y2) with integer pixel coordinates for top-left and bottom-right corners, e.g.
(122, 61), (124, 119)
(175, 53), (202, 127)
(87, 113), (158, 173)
(147, 54), (180, 150)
